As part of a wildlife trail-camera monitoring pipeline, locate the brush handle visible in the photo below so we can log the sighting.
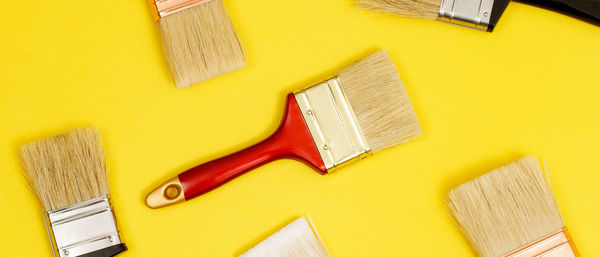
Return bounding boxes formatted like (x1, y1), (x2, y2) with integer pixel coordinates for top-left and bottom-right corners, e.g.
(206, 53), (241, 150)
(145, 94), (326, 208)
(516, 0), (600, 23)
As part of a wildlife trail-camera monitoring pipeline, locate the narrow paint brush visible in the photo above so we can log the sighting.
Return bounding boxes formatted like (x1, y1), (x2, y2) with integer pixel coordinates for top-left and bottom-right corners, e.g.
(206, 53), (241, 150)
(148, 0), (246, 89)
(447, 156), (580, 257)
(240, 215), (331, 257)
(20, 127), (126, 257)
(146, 50), (422, 208)
(356, 0), (599, 32)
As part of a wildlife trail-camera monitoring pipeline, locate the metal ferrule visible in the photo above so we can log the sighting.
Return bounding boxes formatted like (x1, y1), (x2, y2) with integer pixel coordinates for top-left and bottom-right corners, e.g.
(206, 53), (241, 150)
(502, 227), (579, 257)
(148, 0), (213, 21)
(44, 195), (124, 257)
(437, 0), (494, 31)
(294, 77), (371, 173)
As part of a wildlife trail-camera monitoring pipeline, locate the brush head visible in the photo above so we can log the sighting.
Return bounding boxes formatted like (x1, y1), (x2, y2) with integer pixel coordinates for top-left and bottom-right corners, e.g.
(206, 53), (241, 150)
(240, 216), (331, 257)
(20, 127), (109, 212)
(447, 157), (564, 257)
(338, 50), (422, 152)
(356, 0), (442, 19)
(158, 0), (246, 89)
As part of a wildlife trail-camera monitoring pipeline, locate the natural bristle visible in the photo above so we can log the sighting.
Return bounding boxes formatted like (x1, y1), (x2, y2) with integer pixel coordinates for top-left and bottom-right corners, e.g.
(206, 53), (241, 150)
(338, 50), (422, 152)
(356, 0), (442, 19)
(447, 157), (564, 257)
(20, 127), (109, 212)
(240, 216), (331, 257)
(158, 0), (246, 89)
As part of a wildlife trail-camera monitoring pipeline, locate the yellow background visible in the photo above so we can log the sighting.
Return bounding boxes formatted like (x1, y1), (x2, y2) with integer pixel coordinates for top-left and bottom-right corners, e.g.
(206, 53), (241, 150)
(1, 0), (599, 256)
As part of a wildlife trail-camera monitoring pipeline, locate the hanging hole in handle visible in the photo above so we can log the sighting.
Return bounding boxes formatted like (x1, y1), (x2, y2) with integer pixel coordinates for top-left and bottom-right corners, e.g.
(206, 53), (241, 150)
(164, 184), (182, 200)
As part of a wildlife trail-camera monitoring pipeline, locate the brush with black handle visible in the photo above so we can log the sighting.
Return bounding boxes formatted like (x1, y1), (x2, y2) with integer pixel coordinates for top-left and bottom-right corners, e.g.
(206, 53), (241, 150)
(20, 127), (127, 257)
(357, 0), (599, 31)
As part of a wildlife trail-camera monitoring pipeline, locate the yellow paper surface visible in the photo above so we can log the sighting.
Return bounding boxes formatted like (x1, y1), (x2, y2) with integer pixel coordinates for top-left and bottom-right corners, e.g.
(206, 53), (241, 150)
(0, 0), (599, 256)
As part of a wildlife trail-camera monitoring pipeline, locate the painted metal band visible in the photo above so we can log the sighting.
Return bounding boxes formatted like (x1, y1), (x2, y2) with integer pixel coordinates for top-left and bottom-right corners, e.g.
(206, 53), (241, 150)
(148, 0), (214, 21)
(502, 227), (580, 257)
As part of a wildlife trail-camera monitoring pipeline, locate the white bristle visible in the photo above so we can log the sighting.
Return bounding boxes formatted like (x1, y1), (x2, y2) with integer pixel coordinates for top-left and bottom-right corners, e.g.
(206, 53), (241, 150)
(356, 0), (442, 19)
(447, 157), (564, 257)
(158, 0), (246, 89)
(20, 127), (109, 212)
(338, 50), (422, 152)
(240, 216), (331, 257)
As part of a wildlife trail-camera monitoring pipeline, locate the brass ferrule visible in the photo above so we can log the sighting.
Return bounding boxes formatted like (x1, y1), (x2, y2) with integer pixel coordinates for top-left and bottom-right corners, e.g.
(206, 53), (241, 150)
(437, 0), (494, 31)
(44, 195), (125, 257)
(502, 227), (580, 257)
(294, 77), (371, 173)
(148, 0), (214, 21)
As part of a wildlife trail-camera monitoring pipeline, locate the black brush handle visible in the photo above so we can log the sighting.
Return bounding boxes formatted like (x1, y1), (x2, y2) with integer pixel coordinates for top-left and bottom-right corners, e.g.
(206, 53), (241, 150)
(515, 0), (600, 24)
(80, 244), (127, 257)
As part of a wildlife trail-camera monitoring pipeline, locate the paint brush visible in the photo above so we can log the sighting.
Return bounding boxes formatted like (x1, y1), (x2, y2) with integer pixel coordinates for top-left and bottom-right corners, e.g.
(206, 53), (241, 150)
(240, 215), (331, 257)
(148, 0), (246, 89)
(20, 127), (126, 257)
(356, 0), (599, 31)
(447, 156), (580, 257)
(145, 50), (422, 208)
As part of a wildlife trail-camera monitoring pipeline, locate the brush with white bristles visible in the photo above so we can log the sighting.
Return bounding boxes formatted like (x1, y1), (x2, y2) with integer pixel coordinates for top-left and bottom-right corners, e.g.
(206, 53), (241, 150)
(148, 0), (246, 89)
(146, 50), (422, 209)
(20, 127), (126, 257)
(447, 156), (579, 257)
(240, 215), (331, 257)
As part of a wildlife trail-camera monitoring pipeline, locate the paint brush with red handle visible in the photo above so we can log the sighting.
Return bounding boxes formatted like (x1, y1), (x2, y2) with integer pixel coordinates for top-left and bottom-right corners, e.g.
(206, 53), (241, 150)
(145, 50), (422, 208)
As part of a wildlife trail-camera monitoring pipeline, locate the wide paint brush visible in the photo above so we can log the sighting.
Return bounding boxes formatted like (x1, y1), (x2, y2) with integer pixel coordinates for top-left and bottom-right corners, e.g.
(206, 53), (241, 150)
(145, 50), (422, 208)
(20, 128), (126, 257)
(148, 0), (246, 89)
(447, 157), (580, 257)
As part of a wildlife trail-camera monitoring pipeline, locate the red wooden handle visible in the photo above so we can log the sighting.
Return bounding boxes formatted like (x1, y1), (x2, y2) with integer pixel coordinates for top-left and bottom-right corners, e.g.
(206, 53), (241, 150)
(178, 94), (326, 201)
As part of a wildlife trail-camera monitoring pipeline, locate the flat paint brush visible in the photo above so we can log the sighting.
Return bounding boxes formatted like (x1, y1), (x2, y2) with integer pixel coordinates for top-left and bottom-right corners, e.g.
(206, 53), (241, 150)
(357, 0), (599, 31)
(20, 127), (126, 257)
(148, 0), (246, 89)
(240, 215), (331, 257)
(447, 156), (580, 257)
(146, 50), (422, 208)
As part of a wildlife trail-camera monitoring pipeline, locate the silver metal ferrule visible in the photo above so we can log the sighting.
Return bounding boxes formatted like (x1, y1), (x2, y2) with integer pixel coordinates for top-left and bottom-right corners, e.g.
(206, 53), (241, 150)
(437, 0), (494, 31)
(44, 195), (123, 257)
(294, 77), (371, 173)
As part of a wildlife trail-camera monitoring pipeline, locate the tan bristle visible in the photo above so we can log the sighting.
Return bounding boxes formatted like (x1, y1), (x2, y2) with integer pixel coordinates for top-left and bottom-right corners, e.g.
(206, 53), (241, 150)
(20, 127), (109, 212)
(158, 0), (246, 89)
(338, 50), (422, 152)
(447, 157), (564, 257)
(356, 0), (442, 19)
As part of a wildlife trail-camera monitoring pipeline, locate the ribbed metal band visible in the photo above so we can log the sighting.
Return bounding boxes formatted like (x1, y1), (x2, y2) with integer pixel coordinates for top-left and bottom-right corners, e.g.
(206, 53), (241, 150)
(294, 77), (371, 172)
(44, 195), (124, 257)
(437, 0), (495, 31)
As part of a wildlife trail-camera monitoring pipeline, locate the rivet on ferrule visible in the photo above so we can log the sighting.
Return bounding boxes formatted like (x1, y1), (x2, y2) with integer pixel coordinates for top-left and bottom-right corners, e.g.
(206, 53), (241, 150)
(502, 227), (580, 257)
(44, 195), (125, 257)
(148, 0), (214, 21)
(294, 77), (372, 173)
(437, 0), (494, 31)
